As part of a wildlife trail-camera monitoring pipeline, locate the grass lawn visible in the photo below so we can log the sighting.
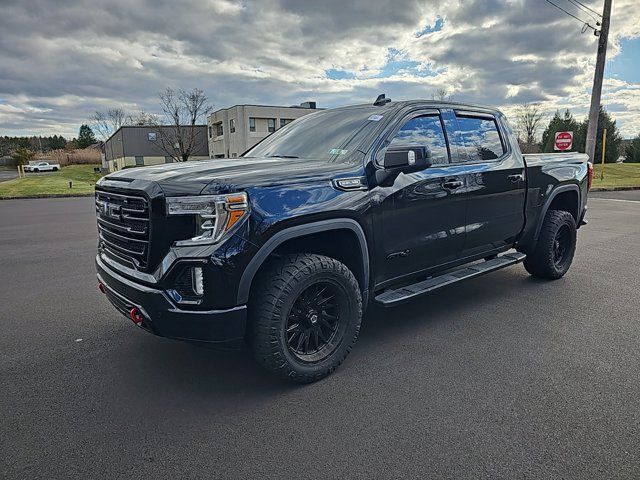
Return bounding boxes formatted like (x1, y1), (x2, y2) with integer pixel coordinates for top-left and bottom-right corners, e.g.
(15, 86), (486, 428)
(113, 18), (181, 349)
(0, 165), (103, 198)
(591, 163), (640, 189)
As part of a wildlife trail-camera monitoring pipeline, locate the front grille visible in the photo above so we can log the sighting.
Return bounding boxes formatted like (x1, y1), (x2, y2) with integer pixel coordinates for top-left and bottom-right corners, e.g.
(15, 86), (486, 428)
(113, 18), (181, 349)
(96, 190), (150, 270)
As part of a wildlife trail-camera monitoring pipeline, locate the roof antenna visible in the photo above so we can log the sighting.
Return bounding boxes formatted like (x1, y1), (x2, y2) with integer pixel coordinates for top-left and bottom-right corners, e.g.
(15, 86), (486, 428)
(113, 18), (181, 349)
(373, 94), (391, 106)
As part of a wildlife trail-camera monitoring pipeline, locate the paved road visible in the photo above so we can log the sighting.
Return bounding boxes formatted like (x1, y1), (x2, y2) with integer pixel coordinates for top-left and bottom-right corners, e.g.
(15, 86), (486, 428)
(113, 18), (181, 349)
(1, 192), (639, 479)
(0, 167), (18, 182)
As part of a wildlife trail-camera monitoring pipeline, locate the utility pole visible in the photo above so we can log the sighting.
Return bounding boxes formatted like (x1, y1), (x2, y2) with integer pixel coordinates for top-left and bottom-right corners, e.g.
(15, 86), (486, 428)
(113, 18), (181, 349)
(585, 0), (612, 163)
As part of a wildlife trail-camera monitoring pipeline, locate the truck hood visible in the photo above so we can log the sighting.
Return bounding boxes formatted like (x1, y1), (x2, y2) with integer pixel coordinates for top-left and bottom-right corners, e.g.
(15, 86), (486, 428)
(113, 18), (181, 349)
(102, 157), (359, 196)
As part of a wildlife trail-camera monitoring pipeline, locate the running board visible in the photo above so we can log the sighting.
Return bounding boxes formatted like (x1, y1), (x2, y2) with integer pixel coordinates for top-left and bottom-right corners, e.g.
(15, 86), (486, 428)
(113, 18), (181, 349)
(375, 252), (527, 306)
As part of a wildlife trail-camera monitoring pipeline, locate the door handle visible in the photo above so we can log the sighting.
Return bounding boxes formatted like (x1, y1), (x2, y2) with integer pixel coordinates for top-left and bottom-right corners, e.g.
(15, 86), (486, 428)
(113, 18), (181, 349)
(442, 179), (463, 190)
(508, 173), (524, 183)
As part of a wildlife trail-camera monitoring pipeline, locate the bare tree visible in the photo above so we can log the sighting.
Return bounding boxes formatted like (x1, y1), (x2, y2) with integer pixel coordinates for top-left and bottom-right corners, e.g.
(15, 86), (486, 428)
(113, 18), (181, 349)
(431, 88), (453, 102)
(90, 108), (128, 141)
(154, 88), (212, 163)
(129, 110), (159, 126)
(516, 103), (544, 153)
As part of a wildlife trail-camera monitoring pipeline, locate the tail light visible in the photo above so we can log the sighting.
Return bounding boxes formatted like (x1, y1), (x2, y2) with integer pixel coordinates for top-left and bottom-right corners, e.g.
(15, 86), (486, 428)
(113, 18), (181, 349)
(587, 162), (594, 192)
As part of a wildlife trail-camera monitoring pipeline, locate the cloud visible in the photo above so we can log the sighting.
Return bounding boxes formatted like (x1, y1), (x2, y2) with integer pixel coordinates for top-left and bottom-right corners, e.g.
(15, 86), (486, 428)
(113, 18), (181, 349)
(0, 0), (638, 138)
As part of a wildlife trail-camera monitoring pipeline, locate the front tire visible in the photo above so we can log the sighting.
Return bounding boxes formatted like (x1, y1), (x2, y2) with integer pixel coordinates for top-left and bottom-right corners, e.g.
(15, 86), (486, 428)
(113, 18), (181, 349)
(248, 253), (362, 383)
(524, 209), (577, 279)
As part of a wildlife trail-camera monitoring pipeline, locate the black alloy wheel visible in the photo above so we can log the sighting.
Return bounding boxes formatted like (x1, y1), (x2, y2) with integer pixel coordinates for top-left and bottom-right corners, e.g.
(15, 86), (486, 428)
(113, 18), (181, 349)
(523, 209), (577, 279)
(285, 281), (347, 363)
(249, 253), (363, 383)
(552, 224), (572, 270)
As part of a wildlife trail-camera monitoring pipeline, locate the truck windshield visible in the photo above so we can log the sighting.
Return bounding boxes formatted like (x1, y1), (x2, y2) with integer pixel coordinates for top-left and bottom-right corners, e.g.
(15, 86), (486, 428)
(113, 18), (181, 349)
(243, 107), (382, 161)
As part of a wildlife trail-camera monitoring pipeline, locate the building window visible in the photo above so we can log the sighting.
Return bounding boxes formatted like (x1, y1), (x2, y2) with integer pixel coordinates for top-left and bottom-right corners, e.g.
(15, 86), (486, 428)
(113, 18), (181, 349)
(134, 156), (144, 166)
(208, 126), (212, 138)
(268, 118), (276, 133)
(214, 123), (223, 136)
(165, 156), (173, 164)
(231, 153), (237, 158)
(147, 132), (157, 141)
(280, 118), (293, 128)
(230, 119), (236, 133)
(249, 117), (256, 132)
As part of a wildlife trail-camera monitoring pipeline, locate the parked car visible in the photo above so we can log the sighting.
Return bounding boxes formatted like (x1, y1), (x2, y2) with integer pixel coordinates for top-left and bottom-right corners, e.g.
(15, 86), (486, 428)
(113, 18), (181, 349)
(95, 97), (592, 383)
(24, 161), (60, 172)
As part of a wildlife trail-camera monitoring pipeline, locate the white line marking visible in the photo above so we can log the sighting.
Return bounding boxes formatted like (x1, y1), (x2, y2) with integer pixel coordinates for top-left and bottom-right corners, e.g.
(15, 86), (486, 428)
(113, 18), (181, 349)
(590, 198), (640, 204)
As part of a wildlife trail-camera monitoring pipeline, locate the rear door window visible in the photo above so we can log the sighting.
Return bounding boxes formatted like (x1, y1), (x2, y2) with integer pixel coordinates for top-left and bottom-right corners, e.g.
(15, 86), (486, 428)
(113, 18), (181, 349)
(451, 114), (505, 162)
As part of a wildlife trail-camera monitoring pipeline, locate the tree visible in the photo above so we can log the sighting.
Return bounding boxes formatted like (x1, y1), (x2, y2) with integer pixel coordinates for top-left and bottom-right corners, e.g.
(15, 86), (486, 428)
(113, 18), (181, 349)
(578, 107), (622, 164)
(77, 124), (97, 149)
(516, 103), (544, 153)
(431, 88), (453, 101)
(90, 108), (128, 141)
(130, 110), (158, 126)
(541, 110), (581, 152)
(11, 147), (35, 166)
(154, 87), (212, 162)
(625, 135), (640, 163)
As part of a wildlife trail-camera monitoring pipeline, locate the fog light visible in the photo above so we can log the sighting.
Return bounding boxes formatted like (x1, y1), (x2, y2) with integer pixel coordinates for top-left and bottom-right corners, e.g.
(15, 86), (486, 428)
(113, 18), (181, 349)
(192, 267), (204, 296)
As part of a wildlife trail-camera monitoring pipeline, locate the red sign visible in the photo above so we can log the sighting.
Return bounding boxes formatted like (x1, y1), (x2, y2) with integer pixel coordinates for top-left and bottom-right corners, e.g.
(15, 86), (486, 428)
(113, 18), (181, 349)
(554, 131), (573, 151)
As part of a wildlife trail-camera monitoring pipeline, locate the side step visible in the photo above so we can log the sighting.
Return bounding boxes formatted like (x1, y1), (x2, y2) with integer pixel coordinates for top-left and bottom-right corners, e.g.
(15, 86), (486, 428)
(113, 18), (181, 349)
(375, 252), (527, 306)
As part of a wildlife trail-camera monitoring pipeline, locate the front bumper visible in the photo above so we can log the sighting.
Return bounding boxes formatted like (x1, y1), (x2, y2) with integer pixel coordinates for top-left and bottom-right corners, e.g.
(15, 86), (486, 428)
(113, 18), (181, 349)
(96, 255), (247, 344)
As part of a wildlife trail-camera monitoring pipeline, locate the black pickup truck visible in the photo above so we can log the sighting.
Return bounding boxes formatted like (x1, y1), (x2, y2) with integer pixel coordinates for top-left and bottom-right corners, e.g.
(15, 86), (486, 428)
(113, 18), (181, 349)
(96, 97), (592, 382)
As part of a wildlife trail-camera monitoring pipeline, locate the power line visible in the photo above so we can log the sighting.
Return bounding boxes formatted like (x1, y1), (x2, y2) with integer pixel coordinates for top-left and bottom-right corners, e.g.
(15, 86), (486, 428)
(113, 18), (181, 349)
(571, 0), (603, 18)
(545, 0), (598, 33)
(566, 0), (602, 25)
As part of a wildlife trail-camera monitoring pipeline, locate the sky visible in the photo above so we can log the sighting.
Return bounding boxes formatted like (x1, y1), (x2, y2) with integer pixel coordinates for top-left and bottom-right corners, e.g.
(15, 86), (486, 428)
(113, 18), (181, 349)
(0, 0), (639, 140)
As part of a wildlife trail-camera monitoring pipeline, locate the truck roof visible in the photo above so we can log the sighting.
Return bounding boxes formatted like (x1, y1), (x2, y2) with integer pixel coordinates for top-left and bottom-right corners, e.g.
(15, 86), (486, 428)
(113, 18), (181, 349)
(325, 99), (503, 116)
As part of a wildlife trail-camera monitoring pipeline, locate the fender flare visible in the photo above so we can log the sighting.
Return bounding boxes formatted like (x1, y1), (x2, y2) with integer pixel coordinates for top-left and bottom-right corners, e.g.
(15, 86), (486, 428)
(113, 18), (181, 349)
(532, 183), (581, 243)
(237, 218), (370, 304)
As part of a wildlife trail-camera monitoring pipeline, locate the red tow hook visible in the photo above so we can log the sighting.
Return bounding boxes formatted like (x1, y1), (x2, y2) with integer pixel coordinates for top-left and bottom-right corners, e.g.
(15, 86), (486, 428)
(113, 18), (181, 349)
(129, 307), (144, 326)
(98, 283), (106, 294)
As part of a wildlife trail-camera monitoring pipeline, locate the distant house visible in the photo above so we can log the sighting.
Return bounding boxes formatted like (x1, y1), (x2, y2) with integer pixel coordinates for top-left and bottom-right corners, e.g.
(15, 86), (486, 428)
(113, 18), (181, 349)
(103, 125), (209, 172)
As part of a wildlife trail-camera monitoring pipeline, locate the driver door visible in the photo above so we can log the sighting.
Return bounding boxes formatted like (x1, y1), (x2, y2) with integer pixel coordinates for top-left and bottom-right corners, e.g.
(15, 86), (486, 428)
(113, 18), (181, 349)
(375, 111), (467, 286)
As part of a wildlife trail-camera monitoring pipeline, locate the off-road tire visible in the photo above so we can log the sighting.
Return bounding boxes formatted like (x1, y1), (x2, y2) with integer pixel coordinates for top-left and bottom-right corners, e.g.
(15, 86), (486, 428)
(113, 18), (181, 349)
(524, 209), (577, 279)
(248, 253), (362, 383)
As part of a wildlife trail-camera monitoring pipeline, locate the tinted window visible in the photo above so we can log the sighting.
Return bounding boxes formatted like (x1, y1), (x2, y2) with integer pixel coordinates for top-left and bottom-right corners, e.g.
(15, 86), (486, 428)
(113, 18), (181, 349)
(453, 115), (504, 162)
(244, 108), (382, 161)
(387, 115), (449, 165)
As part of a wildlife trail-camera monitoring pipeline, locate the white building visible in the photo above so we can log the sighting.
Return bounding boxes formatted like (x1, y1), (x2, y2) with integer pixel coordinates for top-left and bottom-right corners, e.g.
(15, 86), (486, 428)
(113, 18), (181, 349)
(207, 102), (318, 158)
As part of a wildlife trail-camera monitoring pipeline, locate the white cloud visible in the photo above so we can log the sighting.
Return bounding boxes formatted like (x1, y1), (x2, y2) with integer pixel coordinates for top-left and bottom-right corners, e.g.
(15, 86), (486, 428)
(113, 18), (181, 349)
(0, 0), (638, 138)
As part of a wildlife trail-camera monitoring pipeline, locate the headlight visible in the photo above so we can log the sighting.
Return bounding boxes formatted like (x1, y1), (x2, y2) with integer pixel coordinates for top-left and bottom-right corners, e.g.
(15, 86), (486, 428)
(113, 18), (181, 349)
(166, 193), (249, 245)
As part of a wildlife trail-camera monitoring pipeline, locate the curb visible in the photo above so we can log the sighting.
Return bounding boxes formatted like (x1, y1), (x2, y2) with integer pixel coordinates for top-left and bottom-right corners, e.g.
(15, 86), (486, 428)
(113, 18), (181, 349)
(0, 193), (95, 200)
(590, 186), (640, 192)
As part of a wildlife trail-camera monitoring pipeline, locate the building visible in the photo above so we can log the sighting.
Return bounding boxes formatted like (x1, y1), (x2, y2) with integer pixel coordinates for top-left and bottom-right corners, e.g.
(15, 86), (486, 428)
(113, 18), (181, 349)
(207, 102), (318, 158)
(103, 125), (209, 172)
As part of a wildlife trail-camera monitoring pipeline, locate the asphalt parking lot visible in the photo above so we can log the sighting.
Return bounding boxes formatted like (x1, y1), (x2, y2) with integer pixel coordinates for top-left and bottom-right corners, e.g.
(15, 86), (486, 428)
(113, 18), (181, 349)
(1, 191), (639, 479)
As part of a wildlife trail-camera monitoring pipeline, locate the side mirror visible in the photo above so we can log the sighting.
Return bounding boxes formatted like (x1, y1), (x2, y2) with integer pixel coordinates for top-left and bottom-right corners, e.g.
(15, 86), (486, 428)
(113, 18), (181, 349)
(383, 146), (432, 171)
(376, 146), (432, 186)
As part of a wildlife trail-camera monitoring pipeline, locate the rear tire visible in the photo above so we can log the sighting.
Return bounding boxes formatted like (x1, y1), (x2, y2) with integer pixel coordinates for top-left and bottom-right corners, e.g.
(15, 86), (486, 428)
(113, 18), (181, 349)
(52, 167), (59, 171)
(248, 253), (362, 383)
(524, 209), (577, 279)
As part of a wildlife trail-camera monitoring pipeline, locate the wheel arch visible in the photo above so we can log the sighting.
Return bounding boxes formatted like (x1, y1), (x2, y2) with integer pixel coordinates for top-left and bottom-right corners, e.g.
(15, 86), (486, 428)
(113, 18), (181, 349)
(534, 184), (580, 240)
(238, 219), (370, 305)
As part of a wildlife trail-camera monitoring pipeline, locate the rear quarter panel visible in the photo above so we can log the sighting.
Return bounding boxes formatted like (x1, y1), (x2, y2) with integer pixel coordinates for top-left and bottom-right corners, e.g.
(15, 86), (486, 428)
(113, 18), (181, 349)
(518, 153), (589, 252)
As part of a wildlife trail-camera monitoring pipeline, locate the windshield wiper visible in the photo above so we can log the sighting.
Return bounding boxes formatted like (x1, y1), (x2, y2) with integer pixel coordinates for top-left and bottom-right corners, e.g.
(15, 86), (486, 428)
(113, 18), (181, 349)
(267, 154), (300, 159)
